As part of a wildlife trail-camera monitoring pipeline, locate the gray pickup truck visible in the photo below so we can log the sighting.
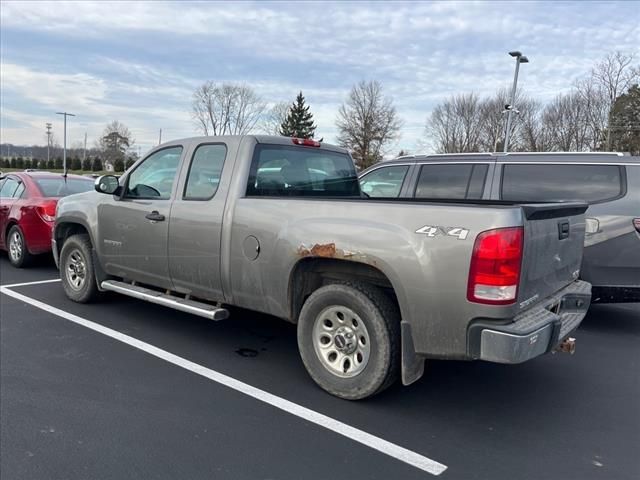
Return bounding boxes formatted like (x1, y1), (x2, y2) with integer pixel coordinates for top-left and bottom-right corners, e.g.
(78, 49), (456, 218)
(53, 135), (592, 399)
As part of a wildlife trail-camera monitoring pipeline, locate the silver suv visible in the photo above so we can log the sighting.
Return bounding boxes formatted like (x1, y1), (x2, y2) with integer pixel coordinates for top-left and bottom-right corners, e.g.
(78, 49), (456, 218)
(360, 152), (640, 303)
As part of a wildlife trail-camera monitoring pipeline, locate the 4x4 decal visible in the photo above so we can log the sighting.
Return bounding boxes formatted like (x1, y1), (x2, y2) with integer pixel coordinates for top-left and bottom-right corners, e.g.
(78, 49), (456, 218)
(415, 225), (470, 240)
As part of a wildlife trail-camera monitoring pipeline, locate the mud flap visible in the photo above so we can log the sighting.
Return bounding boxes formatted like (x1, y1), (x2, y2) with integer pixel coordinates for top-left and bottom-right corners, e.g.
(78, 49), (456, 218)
(401, 320), (425, 386)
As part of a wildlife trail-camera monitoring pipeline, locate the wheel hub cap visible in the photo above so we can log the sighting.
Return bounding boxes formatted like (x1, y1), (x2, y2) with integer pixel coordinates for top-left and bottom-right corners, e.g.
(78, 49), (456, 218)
(65, 249), (87, 290)
(312, 305), (371, 378)
(8, 232), (22, 261)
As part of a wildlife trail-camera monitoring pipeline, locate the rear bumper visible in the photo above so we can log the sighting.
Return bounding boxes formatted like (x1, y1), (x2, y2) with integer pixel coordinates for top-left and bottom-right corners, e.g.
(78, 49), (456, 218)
(468, 280), (591, 364)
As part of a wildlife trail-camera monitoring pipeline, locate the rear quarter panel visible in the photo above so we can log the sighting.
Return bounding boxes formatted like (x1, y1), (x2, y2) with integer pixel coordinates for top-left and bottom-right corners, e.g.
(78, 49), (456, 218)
(228, 197), (526, 359)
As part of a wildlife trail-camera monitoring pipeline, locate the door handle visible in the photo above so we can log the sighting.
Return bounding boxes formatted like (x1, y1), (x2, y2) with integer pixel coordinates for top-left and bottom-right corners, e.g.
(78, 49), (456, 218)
(145, 210), (165, 222)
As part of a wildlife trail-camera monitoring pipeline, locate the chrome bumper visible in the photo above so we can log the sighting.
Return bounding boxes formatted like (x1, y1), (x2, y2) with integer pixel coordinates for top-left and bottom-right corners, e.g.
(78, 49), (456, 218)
(469, 280), (591, 364)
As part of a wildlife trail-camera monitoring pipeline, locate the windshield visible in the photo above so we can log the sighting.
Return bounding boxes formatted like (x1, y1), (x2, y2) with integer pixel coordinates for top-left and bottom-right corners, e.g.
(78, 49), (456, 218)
(34, 177), (94, 197)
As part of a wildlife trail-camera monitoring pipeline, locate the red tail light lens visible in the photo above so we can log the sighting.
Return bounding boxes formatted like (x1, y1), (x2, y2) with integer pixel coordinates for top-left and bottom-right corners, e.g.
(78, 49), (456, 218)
(467, 227), (524, 305)
(36, 200), (58, 222)
(292, 138), (321, 147)
(634, 218), (640, 233)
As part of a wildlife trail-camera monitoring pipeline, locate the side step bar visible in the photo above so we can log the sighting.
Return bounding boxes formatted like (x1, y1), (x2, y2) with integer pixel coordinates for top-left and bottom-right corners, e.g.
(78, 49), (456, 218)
(101, 280), (229, 321)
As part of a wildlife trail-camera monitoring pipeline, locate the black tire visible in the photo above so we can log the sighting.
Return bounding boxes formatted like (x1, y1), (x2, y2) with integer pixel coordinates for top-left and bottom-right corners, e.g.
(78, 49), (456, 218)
(297, 282), (400, 400)
(59, 234), (101, 303)
(6, 225), (33, 268)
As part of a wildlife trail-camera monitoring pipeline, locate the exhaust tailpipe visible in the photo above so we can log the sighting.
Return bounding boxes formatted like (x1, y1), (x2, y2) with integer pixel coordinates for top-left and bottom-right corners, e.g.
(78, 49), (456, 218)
(556, 337), (576, 355)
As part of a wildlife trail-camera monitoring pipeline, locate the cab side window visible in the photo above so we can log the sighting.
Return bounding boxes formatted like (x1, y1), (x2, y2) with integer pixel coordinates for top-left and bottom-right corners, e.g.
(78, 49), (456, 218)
(359, 165), (409, 197)
(414, 164), (488, 199)
(0, 178), (20, 198)
(184, 144), (227, 200)
(126, 146), (183, 200)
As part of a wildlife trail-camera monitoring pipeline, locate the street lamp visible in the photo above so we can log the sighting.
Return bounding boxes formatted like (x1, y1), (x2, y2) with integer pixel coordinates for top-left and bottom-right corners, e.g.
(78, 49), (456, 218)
(503, 51), (529, 152)
(56, 111), (76, 175)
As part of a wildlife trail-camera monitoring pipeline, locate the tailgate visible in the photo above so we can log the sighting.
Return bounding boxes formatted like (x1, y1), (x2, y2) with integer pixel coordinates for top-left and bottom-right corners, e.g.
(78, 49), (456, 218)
(518, 202), (588, 308)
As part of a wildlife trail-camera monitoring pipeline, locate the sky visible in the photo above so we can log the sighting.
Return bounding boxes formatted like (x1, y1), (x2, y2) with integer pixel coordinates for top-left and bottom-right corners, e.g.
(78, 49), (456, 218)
(1, 0), (639, 156)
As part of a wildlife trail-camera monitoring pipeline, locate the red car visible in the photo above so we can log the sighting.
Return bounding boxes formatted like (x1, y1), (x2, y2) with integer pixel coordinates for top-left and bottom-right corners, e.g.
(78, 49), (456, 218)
(0, 171), (94, 267)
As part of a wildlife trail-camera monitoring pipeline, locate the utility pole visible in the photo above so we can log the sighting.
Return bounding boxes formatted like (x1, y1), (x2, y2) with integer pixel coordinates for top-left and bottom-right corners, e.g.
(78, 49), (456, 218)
(46, 123), (52, 166)
(56, 112), (75, 175)
(503, 51), (529, 153)
(158, 128), (162, 145)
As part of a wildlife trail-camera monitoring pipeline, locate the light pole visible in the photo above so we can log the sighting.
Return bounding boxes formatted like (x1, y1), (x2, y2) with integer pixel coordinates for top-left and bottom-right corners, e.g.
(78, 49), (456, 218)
(503, 51), (529, 153)
(46, 123), (52, 167)
(56, 112), (75, 175)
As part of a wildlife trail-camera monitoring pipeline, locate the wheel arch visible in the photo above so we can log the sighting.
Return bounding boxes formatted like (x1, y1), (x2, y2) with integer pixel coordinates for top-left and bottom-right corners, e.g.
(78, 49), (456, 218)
(288, 257), (424, 387)
(54, 219), (109, 287)
(288, 257), (406, 324)
(54, 219), (93, 256)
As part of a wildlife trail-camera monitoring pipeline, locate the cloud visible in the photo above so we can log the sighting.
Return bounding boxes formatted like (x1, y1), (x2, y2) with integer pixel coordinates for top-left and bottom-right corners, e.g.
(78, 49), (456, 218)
(1, 0), (639, 152)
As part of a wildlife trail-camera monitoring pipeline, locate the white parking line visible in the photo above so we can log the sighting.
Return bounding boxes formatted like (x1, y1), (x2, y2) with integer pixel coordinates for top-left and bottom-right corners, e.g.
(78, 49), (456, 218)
(1, 278), (61, 289)
(0, 283), (448, 476)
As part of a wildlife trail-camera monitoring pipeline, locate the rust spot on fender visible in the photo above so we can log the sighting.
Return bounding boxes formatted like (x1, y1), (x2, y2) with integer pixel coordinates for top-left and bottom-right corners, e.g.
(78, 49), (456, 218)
(298, 243), (336, 258)
(297, 243), (377, 266)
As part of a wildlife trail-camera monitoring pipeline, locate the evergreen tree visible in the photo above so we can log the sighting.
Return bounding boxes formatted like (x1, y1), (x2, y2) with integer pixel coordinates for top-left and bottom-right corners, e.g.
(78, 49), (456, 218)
(23, 159), (32, 169)
(10, 158), (16, 169)
(70, 156), (82, 171)
(54, 157), (63, 170)
(16, 157), (24, 169)
(610, 84), (640, 155)
(113, 158), (125, 172)
(279, 91), (317, 139)
(47, 159), (55, 170)
(92, 157), (103, 172)
(125, 157), (135, 169)
(82, 157), (92, 171)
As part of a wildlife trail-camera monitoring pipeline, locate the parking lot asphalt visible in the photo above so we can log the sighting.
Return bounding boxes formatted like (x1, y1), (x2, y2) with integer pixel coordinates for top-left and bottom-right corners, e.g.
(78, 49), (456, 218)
(1, 254), (639, 480)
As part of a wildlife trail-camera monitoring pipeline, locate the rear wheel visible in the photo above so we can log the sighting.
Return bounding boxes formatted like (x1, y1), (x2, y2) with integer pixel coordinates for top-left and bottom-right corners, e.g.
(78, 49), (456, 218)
(7, 225), (32, 268)
(60, 234), (100, 303)
(297, 282), (400, 400)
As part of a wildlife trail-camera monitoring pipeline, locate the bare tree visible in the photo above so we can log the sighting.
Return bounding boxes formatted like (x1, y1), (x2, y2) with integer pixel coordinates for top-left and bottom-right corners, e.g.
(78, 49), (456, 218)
(261, 101), (290, 135)
(517, 98), (554, 152)
(578, 51), (639, 149)
(426, 92), (483, 153)
(539, 92), (596, 151)
(99, 120), (135, 165)
(336, 80), (402, 168)
(192, 82), (266, 136)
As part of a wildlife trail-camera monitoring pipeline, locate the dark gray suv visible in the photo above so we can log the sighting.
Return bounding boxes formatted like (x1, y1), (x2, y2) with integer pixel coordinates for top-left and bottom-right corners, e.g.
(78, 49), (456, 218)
(359, 152), (640, 303)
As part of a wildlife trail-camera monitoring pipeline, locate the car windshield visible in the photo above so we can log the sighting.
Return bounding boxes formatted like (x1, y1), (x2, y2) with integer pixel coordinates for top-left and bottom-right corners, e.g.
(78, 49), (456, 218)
(34, 177), (94, 197)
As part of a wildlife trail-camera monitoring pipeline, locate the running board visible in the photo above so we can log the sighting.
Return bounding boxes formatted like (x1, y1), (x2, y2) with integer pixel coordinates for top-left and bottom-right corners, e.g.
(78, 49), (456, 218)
(100, 280), (229, 321)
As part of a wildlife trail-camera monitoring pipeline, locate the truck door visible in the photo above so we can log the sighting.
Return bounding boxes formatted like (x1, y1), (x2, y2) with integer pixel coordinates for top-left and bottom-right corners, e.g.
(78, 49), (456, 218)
(168, 142), (229, 301)
(97, 145), (183, 288)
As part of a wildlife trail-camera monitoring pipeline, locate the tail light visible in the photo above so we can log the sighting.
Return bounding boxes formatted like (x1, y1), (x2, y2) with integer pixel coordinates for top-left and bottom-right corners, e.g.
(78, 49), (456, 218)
(292, 138), (321, 147)
(634, 218), (640, 233)
(36, 200), (58, 222)
(467, 227), (524, 305)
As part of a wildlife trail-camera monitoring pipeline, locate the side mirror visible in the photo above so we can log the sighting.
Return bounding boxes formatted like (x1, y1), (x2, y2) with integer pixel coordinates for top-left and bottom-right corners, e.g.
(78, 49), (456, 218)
(95, 175), (120, 195)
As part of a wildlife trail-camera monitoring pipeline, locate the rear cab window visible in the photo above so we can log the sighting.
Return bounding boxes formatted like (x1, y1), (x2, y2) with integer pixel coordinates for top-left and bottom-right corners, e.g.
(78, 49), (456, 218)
(501, 164), (625, 203)
(246, 144), (360, 197)
(414, 163), (488, 199)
